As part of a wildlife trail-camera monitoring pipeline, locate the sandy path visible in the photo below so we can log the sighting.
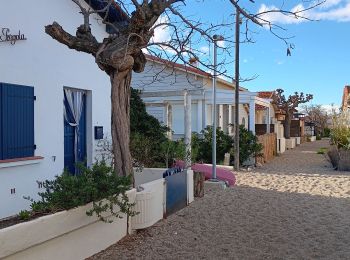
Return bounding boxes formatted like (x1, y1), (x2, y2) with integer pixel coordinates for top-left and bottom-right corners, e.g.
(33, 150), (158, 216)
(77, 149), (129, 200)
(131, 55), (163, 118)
(89, 140), (350, 260)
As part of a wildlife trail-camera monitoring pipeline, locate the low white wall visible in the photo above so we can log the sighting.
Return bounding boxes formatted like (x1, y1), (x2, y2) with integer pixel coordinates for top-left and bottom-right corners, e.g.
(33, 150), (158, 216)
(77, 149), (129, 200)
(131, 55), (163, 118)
(1, 189), (136, 260)
(133, 168), (194, 230)
(134, 168), (166, 186)
(275, 122), (284, 139)
(286, 139), (296, 149)
(277, 138), (286, 154)
(295, 137), (301, 145)
(310, 136), (317, 142)
(2, 167), (194, 259)
(187, 169), (194, 204)
(132, 179), (165, 230)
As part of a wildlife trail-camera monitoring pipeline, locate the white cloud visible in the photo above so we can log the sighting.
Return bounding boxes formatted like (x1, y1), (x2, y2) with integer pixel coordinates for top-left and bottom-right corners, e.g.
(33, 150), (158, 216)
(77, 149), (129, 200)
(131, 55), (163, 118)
(320, 0), (343, 9)
(257, 1), (350, 25)
(199, 46), (210, 55)
(314, 2), (350, 21)
(150, 15), (171, 43)
(257, 3), (309, 25)
(321, 104), (340, 113)
(148, 15), (178, 55)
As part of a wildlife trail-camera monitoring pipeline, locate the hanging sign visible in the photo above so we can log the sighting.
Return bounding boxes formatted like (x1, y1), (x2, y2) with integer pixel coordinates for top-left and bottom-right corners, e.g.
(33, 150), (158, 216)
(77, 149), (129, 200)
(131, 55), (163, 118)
(0, 28), (27, 45)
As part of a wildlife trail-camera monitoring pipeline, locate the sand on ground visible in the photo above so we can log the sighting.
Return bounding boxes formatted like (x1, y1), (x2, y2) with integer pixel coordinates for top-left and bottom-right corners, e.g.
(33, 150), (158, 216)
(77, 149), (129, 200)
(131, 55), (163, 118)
(89, 139), (350, 260)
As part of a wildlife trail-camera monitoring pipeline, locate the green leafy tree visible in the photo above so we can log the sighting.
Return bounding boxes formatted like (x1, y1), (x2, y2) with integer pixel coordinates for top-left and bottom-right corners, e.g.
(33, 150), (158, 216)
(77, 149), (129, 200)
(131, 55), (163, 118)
(130, 88), (168, 140)
(130, 88), (170, 167)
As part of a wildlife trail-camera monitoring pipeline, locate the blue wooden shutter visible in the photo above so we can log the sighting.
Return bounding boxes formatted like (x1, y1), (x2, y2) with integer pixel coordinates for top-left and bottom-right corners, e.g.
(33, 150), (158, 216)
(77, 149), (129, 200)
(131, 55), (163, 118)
(0, 83), (35, 160)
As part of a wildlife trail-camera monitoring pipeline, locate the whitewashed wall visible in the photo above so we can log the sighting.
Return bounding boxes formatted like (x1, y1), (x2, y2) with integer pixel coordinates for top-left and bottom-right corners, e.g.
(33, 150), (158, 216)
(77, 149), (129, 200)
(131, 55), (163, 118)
(0, 0), (111, 219)
(239, 105), (249, 129)
(146, 106), (165, 124)
(255, 110), (265, 124)
(172, 103), (198, 134)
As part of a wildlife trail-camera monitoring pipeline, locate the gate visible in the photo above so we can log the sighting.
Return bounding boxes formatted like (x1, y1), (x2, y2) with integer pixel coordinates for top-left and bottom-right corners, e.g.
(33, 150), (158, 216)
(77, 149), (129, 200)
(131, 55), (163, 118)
(163, 168), (188, 216)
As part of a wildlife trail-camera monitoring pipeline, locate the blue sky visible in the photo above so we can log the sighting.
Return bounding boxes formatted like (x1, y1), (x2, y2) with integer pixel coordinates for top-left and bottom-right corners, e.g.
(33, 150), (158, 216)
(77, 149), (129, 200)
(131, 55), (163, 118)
(153, 0), (350, 108)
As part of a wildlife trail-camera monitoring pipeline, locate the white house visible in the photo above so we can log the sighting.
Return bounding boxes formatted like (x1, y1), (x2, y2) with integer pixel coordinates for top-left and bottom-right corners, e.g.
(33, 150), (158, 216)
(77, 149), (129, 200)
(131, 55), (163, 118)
(0, 0), (273, 219)
(132, 55), (271, 139)
(0, 0), (126, 219)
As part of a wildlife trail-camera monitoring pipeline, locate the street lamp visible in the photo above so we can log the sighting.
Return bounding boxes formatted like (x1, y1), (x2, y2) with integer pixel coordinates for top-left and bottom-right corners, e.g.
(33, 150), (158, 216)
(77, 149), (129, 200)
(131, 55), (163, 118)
(234, 8), (240, 171)
(211, 34), (224, 180)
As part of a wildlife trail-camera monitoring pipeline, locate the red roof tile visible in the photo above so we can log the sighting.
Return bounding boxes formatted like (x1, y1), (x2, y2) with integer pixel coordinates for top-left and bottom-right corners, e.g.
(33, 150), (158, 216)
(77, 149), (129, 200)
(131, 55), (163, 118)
(255, 104), (267, 110)
(257, 91), (275, 99)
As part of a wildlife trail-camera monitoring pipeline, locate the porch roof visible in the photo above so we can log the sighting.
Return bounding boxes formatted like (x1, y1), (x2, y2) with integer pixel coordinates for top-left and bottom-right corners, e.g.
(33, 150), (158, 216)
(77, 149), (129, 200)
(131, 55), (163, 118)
(140, 89), (271, 107)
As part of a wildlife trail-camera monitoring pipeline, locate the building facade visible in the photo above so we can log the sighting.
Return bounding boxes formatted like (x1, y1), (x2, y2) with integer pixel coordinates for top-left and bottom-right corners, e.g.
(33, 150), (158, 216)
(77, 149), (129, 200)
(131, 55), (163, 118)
(0, 0), (120, 219)
(132, 56), (271, 139)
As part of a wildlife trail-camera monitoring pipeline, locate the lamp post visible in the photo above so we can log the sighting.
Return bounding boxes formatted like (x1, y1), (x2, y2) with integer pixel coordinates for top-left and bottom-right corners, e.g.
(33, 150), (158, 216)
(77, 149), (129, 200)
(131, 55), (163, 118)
(212, 34), (224, 180)
(234, 8), (240, 171)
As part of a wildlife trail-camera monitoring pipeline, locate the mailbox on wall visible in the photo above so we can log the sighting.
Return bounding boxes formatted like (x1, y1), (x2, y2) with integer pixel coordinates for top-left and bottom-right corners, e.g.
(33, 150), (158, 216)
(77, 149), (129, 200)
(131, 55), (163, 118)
(94, 126), (103, 140)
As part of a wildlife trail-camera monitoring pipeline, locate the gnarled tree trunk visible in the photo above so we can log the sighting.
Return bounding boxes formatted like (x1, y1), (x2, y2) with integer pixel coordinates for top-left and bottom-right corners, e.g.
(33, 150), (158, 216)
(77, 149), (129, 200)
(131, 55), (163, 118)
(110, 69), (133, 178)
(284, 111), (291, 139)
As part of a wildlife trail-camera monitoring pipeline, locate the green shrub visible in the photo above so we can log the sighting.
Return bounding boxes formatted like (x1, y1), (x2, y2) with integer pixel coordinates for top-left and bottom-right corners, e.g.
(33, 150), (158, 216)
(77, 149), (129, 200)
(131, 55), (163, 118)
(195, 126), (234, 164)
(159, 138), (187, 167)
(330, 111), (350, 150)
(317, 147), (328, 154)
(18, 210), (31, 220)
(130, 88), (170, 168)
(130, 88), (168, 141)
(190, 125), (262, 166)
(232, 125), (263, 165)
(130, 132), (160, 167)
(23, 161), (136, 223)
(323, 127), (331, 138)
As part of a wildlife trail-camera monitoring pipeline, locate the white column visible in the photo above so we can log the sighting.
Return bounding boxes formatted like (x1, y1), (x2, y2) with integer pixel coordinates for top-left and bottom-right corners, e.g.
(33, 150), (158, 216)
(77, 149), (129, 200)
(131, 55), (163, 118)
(266, 106), (271, 134)
(228, 105), (233, 135)
(184, 90), (192, 168)
(249, 100), (256, 135)
(207, 104), (212, 126)
(187, 169), (194, 204)
(166, 103), (173, 139)
(197, 100), (203, 133)
(219, 104), (224, 130)
(202, 101), (207, 130)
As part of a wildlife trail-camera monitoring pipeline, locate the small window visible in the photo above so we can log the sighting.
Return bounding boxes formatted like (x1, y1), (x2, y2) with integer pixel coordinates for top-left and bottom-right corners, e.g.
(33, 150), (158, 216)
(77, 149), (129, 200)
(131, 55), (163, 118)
(0, 83), (35, 160)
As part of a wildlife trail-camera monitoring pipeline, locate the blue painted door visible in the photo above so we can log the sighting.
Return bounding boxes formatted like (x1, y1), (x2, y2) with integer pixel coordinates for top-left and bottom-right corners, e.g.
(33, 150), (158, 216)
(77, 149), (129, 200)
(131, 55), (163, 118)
(165, 170), (188, 216)
(64, 93), (86, 174)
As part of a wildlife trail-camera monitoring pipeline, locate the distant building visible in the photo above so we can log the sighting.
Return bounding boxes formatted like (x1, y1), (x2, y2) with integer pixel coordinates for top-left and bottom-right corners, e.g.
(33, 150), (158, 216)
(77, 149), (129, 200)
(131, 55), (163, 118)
(132, 55), (271, 139)
(341, 85), (350, 112)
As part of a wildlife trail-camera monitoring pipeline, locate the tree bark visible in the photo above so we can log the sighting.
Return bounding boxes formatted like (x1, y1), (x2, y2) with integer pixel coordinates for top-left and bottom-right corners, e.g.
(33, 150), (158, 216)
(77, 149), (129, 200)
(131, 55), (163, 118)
(193, 171), (205, 197)
(284, 111), (291, 139)
(110, 69), (133, 179)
